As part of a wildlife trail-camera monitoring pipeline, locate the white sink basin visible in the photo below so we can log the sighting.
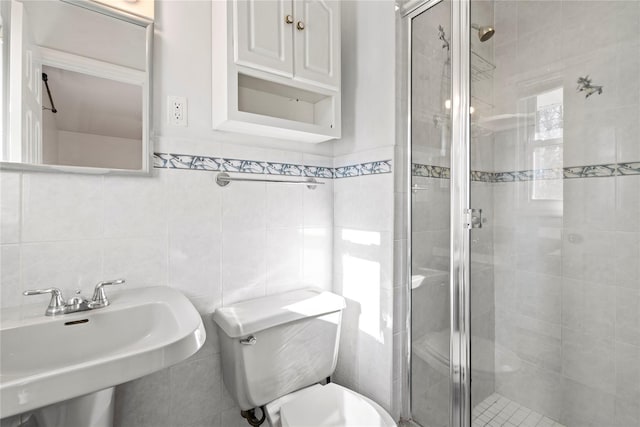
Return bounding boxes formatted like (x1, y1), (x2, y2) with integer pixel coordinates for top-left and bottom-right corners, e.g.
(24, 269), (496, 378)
(0, 286), (206, 418)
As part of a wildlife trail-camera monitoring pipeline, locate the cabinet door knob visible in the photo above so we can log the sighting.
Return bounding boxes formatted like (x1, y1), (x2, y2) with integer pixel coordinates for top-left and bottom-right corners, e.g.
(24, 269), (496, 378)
(296, 21), (305, 30)
(285, 15), (293, 24)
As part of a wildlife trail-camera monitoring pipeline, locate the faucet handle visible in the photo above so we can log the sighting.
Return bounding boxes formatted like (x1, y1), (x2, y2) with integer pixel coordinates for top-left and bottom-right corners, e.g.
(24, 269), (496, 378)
(91, 279), (125, 308)
(23, 287), (66, 316)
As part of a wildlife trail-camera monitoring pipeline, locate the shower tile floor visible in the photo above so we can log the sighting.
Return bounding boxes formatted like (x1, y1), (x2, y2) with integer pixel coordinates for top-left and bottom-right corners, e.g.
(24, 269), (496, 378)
(472, 393), (566, 427)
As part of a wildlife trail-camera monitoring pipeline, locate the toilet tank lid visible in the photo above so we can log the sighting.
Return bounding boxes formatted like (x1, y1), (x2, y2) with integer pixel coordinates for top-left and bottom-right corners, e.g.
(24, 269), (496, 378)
(213, 289), (346, 338)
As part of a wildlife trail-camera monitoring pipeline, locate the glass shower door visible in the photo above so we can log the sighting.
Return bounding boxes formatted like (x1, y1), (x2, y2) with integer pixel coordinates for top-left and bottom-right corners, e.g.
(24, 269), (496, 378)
(469, 1), (640, 427)
(409, 2), (452, 426)
(467, 0), (497, 421)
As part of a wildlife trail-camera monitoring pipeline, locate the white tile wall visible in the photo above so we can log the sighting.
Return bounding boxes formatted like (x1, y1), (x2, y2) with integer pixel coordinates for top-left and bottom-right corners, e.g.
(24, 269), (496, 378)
(167, 170), (222, 304)
(265, 227), (303, 294)
(562, 327), (616, 394)
(561, 379), (616, 427)
(562, 278), (615, 340)
(615, 176), (640, 234)
(0, 245), (21, 308)
(302, 227), (333, 291)
(113, 317), (234, 427)
(102, 175), (168, 239)
(332, 168), (396, 413)
(0, 156), (335, 303)
(222, 182), (267, 232)
(21, 240), (103, 299)
(492, 3), (640, 427)
(21, 173), (103, 242)
(0, 172), (21, 244)
(0, 154), (335, 426)
(266, 185), (304, 229)
(616, 286), (640, 347)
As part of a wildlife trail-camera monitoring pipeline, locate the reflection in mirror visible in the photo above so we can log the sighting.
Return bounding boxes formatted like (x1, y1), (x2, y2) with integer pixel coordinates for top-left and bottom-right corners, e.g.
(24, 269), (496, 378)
(1, 0), (152, 174)
(41, 66), (143, 169)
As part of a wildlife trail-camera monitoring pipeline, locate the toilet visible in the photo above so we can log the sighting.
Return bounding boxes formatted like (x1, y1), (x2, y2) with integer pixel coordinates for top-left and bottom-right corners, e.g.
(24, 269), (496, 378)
(213, 288), (397, 427)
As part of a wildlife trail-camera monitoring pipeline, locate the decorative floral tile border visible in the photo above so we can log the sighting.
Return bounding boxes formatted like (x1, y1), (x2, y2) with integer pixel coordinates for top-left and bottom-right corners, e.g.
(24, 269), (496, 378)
(618, 162), (640, 175)
(471, 170), (496, 183)
(412, 163), (450, 179)
(563, 164), (618, 179)
(334, 160), (392, 178)
(154, 154), (638, 181)
(154, 153), (392, 179)
(412, 164), (494, 182)
(154, 152), (334, 178)
(563, 162), (640, 178)
(412, 161), (640, 182)
(494, 168), (563, 182)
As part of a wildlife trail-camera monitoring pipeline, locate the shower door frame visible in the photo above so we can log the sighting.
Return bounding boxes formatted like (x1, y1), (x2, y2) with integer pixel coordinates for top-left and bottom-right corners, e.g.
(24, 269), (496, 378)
(402, 0), (472, 425)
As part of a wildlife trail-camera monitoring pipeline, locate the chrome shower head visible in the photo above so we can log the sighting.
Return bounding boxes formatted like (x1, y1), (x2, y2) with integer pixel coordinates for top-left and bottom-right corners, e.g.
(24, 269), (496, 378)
(472, 23), (495, 42)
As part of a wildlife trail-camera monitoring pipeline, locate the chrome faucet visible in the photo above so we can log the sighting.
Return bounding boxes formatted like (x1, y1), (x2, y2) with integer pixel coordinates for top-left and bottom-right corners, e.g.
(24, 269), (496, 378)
(23, 279), (125, 316)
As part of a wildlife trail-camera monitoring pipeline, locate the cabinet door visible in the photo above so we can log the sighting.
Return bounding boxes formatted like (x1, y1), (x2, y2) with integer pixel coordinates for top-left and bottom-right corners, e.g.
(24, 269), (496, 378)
(234, 0), (294, 77)
(292, 0), (340, 89)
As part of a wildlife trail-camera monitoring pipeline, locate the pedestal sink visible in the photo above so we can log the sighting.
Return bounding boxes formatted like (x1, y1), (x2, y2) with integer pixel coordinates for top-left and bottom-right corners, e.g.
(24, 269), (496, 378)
(0, 286), (206, 420)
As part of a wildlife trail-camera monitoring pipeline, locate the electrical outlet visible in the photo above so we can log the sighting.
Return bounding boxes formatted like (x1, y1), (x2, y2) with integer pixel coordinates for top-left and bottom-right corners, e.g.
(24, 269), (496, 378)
(167, 96), (187, 127)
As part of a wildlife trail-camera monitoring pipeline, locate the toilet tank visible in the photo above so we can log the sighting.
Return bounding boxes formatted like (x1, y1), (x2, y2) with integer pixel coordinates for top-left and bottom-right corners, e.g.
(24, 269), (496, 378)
(213, 289), (346, 411)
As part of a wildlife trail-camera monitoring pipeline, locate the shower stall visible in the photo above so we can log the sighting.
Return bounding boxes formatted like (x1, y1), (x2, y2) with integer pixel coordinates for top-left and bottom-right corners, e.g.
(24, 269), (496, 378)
(402, 0), (640, 426)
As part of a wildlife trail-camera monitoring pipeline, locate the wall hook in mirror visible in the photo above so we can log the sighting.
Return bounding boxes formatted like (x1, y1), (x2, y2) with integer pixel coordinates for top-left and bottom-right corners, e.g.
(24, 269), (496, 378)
(41, 73), (58, 113)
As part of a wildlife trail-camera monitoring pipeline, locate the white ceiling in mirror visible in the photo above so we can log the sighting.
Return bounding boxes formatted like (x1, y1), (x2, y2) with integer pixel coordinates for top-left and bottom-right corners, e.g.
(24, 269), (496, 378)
(22, 1), (146, 70)
(92, 0), (154, 21)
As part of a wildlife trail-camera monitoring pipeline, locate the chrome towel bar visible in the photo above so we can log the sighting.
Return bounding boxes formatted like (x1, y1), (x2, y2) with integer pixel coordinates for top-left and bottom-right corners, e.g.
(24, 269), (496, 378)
(215, 172), (324, 190)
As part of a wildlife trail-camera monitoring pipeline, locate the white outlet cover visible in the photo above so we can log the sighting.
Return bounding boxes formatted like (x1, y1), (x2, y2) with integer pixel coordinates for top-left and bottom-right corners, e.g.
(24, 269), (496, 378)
(167, 96), (187, 127)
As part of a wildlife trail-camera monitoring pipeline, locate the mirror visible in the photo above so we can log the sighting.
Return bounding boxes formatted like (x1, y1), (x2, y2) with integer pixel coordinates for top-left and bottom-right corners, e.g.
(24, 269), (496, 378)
(0, 0), (152, 174)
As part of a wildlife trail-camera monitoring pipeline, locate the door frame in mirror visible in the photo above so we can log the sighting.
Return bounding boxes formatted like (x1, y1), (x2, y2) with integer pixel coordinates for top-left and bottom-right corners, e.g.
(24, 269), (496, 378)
(0, 0), (154, 176)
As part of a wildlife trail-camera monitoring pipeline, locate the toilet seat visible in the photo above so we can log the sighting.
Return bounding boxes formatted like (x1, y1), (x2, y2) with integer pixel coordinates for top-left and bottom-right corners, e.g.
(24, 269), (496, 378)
(271, 383), (396, 427)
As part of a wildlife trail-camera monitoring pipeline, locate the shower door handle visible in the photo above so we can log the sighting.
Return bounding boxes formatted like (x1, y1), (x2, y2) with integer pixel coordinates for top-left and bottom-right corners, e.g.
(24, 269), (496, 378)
(464, 208), (483, 229)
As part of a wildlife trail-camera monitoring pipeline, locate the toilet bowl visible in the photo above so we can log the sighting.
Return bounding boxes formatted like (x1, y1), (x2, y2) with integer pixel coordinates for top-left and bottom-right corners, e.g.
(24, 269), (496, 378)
(266, 383), (396, 427)
(213, 289), (396, 427)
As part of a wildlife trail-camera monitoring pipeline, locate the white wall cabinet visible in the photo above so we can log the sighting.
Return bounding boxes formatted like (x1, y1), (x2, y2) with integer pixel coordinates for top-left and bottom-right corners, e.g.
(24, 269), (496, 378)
(213, 0), (341, 143)
(234, 0), (294, 78)
(292, 0), (340, 89)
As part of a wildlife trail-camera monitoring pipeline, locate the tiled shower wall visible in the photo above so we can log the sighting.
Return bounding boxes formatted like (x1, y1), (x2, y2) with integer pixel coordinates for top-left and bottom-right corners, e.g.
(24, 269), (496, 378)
(406, 1), (639, 427)
(491, 1), (640, 426)
(493, 176), (640, 427)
